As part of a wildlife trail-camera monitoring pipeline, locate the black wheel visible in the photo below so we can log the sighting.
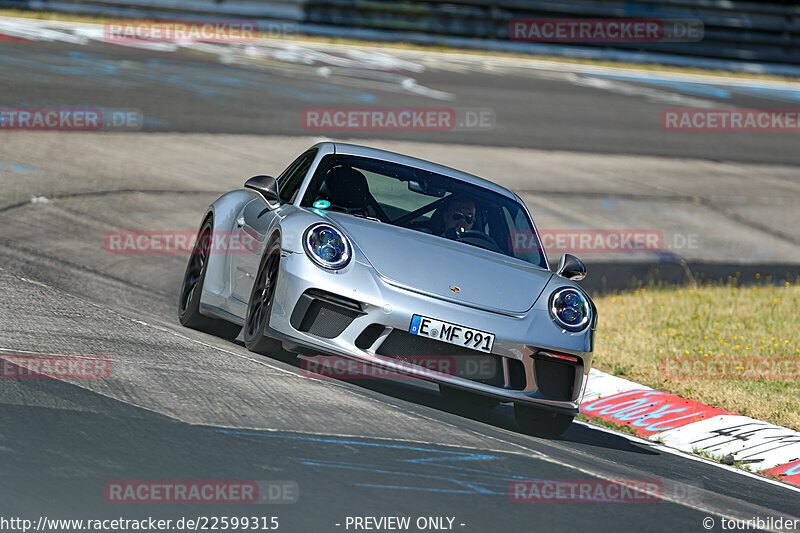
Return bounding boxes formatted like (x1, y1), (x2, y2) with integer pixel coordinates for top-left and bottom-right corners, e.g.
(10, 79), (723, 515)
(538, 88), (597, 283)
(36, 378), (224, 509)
(178, 218), (241, 340)
(439, 384), (500, 409)
(244, 238), (282, 354)
(514, 403), (574, 438)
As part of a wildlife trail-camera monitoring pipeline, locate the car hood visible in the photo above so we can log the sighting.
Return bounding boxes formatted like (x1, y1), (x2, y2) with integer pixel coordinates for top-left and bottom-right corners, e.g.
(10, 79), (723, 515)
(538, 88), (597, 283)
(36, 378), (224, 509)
(326, 212), (553, 314)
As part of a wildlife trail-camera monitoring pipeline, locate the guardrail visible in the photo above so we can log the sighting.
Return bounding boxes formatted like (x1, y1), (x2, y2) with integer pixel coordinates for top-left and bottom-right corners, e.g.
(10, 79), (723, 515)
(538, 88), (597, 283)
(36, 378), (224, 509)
(3, 0), (799, 73)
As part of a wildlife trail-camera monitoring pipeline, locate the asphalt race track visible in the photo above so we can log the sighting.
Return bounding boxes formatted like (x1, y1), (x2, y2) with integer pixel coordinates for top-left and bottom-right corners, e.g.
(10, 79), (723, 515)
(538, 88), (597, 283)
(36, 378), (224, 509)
(1, 18), (800, 164)
(1, 18), (800, 533)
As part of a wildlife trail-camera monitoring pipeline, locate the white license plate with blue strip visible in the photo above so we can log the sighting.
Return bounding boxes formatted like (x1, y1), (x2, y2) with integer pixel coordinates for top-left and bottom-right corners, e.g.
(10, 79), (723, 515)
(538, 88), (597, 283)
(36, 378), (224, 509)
(409, 314), (495, 353)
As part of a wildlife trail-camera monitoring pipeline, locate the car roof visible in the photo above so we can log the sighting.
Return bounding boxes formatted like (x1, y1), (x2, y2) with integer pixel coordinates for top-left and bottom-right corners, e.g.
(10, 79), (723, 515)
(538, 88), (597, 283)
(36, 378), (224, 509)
(317, 142), (518, 201)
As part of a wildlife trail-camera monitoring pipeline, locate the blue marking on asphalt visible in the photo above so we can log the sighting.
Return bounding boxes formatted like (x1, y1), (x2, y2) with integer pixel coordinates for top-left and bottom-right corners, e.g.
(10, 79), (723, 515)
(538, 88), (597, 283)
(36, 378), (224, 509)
(213, 76), (250, 88)
(143, 116), (170, 127)
(588, 72), (800, 102)
(404, 453), (497, 463)
(138, 59), (377, 103)
(1, 50), (377, 104)
(309, 83), (376, 103)
(728, 86), (800, 103)
(67, 51), (118, 74)
(0, 52), (137, 88)
(0, 161), (35, 171)
(354, 484), (476, 494)
(217, 430), (497, 460)
(295, 458), (506, 495)
(218, 430), (516, 495)
(587, 73), (730, 98)
(745, 248), (773, 260)
(652, 251), (683, 262)
(0, 65), (50, 82)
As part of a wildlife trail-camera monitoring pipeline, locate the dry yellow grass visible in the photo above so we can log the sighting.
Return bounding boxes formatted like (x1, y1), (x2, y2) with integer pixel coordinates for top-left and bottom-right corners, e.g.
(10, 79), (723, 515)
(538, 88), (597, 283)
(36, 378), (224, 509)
(593, 277), (800, 431)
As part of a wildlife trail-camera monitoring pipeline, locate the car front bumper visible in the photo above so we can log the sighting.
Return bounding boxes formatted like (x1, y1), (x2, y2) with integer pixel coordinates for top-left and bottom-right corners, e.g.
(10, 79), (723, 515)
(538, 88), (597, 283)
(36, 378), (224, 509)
(267, 251), (594, 415)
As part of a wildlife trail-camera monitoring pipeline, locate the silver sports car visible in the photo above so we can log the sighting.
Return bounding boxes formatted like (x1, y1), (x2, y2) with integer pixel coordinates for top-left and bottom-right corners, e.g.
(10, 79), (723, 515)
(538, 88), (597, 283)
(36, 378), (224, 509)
(179, 142), (596, 437)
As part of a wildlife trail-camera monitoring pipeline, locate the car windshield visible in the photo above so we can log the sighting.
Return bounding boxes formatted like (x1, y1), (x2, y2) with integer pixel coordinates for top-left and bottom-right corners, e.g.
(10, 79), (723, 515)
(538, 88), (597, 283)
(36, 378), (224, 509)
(300, 154), (547, 268)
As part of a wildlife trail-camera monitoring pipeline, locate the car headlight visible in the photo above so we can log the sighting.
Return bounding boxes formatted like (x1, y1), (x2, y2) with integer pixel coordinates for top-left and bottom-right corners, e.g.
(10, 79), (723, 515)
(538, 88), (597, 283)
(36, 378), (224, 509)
(549, 287), (591, 332)
(303, 223), (352, 269)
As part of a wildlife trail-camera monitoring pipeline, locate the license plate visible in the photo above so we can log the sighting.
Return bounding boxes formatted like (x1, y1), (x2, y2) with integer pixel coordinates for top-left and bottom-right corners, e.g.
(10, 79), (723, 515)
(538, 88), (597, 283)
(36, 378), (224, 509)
(409, 314), (495, 353)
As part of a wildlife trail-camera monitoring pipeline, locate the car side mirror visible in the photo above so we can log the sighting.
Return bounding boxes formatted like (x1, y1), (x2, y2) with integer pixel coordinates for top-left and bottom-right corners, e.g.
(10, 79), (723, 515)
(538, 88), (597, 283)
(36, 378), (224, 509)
(245, 175), (280, 207)
(556, 253), (586, 281)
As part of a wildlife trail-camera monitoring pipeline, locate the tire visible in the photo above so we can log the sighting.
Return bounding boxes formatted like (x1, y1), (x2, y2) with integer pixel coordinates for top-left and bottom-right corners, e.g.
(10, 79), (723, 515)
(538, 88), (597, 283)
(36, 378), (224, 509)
(514, 403), (574, 438)
(439, 384), (500, 409)
(178, 217), (242, 340)
(243, 238), (282, 354)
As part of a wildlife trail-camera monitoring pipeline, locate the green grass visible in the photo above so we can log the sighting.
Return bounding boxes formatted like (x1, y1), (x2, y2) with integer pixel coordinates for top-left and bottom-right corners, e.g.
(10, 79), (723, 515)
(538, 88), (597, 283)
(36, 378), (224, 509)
(577, 413), (639, 436)
(593, 276), (800, 431)
(691, 448), (753, 470)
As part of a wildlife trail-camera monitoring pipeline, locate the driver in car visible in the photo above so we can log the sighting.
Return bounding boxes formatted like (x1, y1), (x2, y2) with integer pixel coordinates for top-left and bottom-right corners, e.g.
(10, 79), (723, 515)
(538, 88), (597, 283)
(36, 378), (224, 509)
(430, 194), (476, 238)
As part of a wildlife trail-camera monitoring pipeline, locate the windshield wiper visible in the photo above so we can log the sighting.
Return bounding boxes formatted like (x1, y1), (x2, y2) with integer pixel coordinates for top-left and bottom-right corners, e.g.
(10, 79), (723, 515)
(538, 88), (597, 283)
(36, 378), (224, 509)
(349, 212), (382, 223)
(325, 206), (383, 223)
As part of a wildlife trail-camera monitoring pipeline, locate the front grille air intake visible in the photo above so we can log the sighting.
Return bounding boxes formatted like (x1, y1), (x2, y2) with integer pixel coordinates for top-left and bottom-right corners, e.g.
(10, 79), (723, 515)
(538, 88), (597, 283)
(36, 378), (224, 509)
(376, 329), (503, 387)
(533, 357), (576, 401)
(290, 290), (364, 339)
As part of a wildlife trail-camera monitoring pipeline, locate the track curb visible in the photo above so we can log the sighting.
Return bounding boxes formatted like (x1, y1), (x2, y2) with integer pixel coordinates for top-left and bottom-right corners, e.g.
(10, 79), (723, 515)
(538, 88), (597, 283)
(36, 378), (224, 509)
(583, 369), (800, 487)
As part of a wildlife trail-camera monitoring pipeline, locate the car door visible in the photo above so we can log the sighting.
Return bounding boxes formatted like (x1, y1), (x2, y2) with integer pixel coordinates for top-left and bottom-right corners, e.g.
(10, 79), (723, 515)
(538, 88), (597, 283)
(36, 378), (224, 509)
(231, 149), (318, 303)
